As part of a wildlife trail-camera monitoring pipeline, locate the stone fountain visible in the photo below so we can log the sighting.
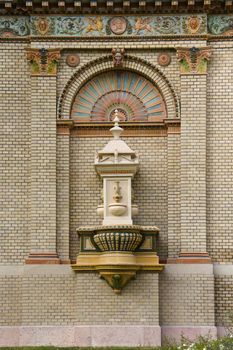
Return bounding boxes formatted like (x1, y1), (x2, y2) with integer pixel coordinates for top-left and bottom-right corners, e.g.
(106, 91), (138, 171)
(72, 110), (164, 293)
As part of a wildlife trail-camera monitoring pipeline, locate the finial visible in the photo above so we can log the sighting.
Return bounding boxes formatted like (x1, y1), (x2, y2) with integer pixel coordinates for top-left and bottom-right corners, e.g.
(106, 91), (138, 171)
(110, 109), (123, 140)
(113, 109), (120, 126)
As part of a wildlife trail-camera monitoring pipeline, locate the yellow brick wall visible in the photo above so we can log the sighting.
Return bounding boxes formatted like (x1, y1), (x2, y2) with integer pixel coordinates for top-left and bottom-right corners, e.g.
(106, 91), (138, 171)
(160, 269), (215, 326)
(207, 43), (233, 263)
(0, 42), (30, 265)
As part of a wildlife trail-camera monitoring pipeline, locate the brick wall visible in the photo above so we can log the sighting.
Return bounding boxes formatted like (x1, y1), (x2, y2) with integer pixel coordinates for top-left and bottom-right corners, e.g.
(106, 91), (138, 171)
(160, 266), (215, 326)
(207, 43), (233, 263)
(0, 267), (159, 326)
(0, 43), (30, 265)
(75, 272), (159, 325)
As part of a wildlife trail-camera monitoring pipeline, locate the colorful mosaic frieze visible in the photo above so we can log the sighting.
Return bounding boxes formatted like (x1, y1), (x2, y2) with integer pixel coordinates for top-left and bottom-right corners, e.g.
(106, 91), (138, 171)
(208, 15), (233, 35)
(177, 47), (212, 75)
(2, 15), (233, 37)
(0, 17), (30, 37)
(31, 15), (207, 36)
(0, 15), (207, 37)
(26, 48), (60, 76)
(71, 70), (166, 122)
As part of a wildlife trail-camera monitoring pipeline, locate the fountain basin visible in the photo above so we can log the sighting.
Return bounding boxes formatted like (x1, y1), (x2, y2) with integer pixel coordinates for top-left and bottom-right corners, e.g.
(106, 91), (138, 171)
(93, 231), (142, 251)
(108, 203), (127, 216)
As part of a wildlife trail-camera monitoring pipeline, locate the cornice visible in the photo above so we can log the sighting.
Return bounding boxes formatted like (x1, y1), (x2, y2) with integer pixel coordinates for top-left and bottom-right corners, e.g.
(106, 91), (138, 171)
(0, 1), (232, 15)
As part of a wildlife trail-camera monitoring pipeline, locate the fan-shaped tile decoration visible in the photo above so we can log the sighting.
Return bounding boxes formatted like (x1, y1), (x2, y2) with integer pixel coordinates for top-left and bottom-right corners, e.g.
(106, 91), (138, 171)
(71, 70), (166, 122)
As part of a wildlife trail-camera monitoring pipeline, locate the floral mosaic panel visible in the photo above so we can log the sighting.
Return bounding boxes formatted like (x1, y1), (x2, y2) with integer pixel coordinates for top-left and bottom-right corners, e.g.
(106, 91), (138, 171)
(208, 15), (233, 35)
(0, 17), (30, 37)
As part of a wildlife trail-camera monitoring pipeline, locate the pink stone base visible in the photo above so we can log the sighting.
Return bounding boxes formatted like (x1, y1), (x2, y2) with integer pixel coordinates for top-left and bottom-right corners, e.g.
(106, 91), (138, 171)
(217, 326), (232, 337)
(162, 326), (217, 344)
(0, 326), (161, 347)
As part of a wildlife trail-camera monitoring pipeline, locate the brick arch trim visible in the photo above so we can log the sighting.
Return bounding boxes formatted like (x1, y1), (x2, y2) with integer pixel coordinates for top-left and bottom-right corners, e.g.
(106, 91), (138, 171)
(58, 55), (180, 120)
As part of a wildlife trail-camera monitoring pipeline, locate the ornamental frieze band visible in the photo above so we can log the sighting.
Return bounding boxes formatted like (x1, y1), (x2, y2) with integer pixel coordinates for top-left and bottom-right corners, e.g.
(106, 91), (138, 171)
(0, 15), (208, 37)
(1, 15), (233, 38)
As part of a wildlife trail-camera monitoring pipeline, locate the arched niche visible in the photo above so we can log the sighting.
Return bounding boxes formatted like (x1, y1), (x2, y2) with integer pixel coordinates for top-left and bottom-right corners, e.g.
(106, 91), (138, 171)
(71, 70), (167, 123)
(58, 55), (179, 121)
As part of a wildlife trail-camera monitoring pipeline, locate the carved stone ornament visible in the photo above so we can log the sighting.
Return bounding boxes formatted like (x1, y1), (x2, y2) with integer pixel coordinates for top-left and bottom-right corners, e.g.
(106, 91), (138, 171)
(66, 54), (80, 67)
(177, 47), (212, 75)
(112, 48), (125, 67)
(26, 48), (60, 76)
(109, 17), (127, 35)
(158, 52), (171, 67)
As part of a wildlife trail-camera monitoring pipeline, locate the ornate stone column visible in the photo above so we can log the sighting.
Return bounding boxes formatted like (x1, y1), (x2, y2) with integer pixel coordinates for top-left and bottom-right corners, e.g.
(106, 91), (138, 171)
(26, 48), (61, 264)
(177, 47), (212, 262)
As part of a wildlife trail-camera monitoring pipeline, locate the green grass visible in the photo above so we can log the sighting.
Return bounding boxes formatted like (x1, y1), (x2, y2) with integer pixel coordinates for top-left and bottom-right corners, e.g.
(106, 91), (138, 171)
(1, 338), (233, 350)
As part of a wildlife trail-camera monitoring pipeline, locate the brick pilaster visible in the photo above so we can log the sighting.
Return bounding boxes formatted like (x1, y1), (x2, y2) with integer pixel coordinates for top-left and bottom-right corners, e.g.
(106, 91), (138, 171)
(56, 123), (72, 264)
(177, 47), (212, 262)
(167, 124), (181, 259)
(26, 48), (60, 264)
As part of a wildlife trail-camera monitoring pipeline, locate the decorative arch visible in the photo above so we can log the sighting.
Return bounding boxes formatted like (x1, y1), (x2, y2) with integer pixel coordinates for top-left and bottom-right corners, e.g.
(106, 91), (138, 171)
(71, 70), (167, 122)
(58, 55), (179, 121)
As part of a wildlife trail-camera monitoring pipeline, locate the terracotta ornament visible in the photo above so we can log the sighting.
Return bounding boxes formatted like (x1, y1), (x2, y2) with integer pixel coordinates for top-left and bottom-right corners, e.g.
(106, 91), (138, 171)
(186, 16), (201, 34)
(26, 48), (60, 76)
(158, 52), (171, 67)
(134, 17), (152, 33)
(86, 16), (103, 33)
(112, 48), (125, 66)
(66, 54), (80, 67)
(110, 17), (127, 35)
(35, 17), (50, 35)
(177, 47), (212, 74)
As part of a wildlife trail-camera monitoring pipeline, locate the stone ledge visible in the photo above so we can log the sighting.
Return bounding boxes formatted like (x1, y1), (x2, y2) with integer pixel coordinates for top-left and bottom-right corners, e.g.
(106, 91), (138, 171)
(213, 263), (233, 276)
(162, 263), (214, 275)
(0, 326), (161, 347)
(0, 265), (72, 276)
(161, 326), (217, 343)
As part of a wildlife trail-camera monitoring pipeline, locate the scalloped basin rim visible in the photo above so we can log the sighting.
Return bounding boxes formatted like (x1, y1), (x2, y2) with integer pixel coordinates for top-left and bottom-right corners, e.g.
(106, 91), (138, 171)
(77, 224), (159, 233)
